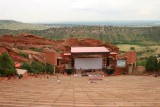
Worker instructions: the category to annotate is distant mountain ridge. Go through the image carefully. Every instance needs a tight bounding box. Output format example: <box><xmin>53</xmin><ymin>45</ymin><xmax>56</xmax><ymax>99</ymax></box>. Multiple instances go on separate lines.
<box><xmin>0</xmin><ymin>26</ymin><xmax>160</xmax><ymax>45</ymax></box>
<box><xmin>44</xmin><ymin>20</ymin><xmax>160</xmax><ymax>27</ymax></box>
<box><xmin>1</xmin><ymin>20</ymin><xmax>160</xmax><ymax>30</ymax></box>
<box><xmin>0</xmin><ymin>20</ymin><xmax>160</xmax><ymax>45</ymax></box>
<box><xmin>0</xmin><ymin>20</ymin><xmax>50</xmax><ymax>30</ymax></box>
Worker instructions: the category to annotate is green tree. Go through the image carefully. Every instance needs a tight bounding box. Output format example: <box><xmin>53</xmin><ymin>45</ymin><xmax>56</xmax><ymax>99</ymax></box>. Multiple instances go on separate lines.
<box><xmin>46</xmin><ymin>63</ymin><xmax>54</xmax><ymax>74</ymax></box>
<box><xmin>145</xmin><ymin>56</ymin><xmax>157</xmax><ymax>72</ymax></box>
<box><xmin>0</xmin><ymin>52</ymin><xmax>16</xmax><ymax>76</ymax></box>
<box><xmin>20</xmin><ymin>62</ymin><xmax>31</xmax><ymax>73</ymax></box>
<box><xmin>31</xmin><ymin>61</ymin><xmax>45</xmax><ymax>74</ymax></box>
<box><xmin>20</xmin><ymin>61</ymin><xmax>55</xmax><ymax>74</ymax></box>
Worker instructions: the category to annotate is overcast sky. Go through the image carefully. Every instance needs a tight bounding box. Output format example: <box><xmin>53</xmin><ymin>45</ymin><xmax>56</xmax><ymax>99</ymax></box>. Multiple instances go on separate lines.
<box><xmin>0</xmin><ymin>0</ymin><xmax>160</xmax><ymax>23</ymax></box>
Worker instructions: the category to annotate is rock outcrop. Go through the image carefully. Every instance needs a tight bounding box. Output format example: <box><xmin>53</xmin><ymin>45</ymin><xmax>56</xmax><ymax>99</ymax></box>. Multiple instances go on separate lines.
<box><xmin>0</xmin><ymin>33</ymin><xmax>119</xmax><ymax>63</ymax></box>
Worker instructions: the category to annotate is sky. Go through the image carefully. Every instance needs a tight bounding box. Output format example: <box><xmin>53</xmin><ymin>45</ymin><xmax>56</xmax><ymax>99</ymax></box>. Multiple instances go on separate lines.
<box><xmin>0</xmin><ymin>0</ymin><xmax>160</xmax><ymax>23</ymax></box>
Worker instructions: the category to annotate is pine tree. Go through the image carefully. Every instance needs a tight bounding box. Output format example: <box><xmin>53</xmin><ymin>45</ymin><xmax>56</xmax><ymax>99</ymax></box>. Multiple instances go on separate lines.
<box><xmin>0</xmin><ymin>52</ymin><xmax>16</xmax><ymax>76</ymax></box>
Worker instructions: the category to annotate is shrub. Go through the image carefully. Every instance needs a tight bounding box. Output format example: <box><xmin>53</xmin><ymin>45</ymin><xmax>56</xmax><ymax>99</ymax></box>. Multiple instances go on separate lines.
<box><xmin>137</xmin><ymin>51</ymin><xmax>144</xmax><ymax>56</ymax></box>
<box><xmin>130</xmin><ymin>47</ymin><xmax>135</xmax><ymax>50</ymax></box>
<box><xmin>157</xmin><ymin>62</ymin><xmax>160</xmax><ymax>72</ymax></box>
<box><xmin>136</xmin><ymin>59</ymin><xmax>146</xmax><ymax>66</ymax></box>
<box><xmin>29</xmin><ymin>47</ymin><xmax>43</xmax><ymax>52</ymax></box>
<box><xmin>0</xmin><ymin>52</ymin><xmax>16</xmax><ymax>76</ymax></box>
<box><xmin>18</xmin><ymin>52</ymin><xmax>28</xmax><ymax>58</ymax></box>
<box><xmin>66</xmin><ymin>69</ymin><xmax>72</xmax><ymax>75</ymax></box>
<box><xmin>31</xmin><ymin>61</ymin><xmax>45</xmax><ymax>74</ymax></box>
<box><xmin>20</xmin><ymin>61</ymin><xmax>55</xmax><ymax>74</ymax></box>
<box><xmin>46</xmin><ymin>63</ymin><xmax>54</xmax><ymax>74</ymax></box>
<box><xmin>145</xmin><ymin>56</ymin><xmax>157</xmax><ymax>72</ymax></box>
<box><xmin>20</xmin><ymin>62</ymin><xmax>31</xmax><ymax>73</ymax></box>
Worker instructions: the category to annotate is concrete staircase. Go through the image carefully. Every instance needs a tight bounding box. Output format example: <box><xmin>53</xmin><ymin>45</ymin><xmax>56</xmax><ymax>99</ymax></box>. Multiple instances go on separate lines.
<box><xmin>0</xmin><ymin>75</ymin><xmax>160</xmax><ymax>107</ymax></box>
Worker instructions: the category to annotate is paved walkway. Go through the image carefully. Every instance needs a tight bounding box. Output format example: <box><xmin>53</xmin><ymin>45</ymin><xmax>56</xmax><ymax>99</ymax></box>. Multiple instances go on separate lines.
<box><xmin>0</xmin><ymin>75</ymin><xmax>160</xmax><ymax>107</ymax></box>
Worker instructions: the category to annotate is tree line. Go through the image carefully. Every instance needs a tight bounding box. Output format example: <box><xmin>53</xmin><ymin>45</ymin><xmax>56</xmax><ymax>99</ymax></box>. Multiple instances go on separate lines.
<box><xmin>0</xmin><ymin>52</ymin><xmax>54</xmax><ymax>77</ymax></box>
<box><xmin>0</xmin><ymin>26</ymin><xmax>160</xmax><ymax>44</ymax></box>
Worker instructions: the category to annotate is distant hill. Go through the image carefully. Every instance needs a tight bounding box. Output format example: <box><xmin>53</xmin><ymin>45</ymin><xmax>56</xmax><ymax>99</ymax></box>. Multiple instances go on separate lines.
<box><xmin>38</xmin><ymin>26</ymin><xmax>160</xmax><ymax>45</ymax></box>
<box><xmin>46</xmin><ymin>20</ymin><xmax>160</xmax><ymax>27</ymax></box>
<box><xmin>0</xmin><ymin>20</ymin><xmax>51</xmax><ymax>30</ymax></box>
<box><xmin>0</xmin><ymin>25</ymin><xmax>160</xmax><ymax>45</ymax></box>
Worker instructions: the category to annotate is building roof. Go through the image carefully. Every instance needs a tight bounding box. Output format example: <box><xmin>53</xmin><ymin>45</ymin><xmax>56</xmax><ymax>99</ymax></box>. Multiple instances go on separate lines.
<box><xmin>71</xmin><ymin>47</ymin><xmax>110</xmax><ymax>54</ymax></box>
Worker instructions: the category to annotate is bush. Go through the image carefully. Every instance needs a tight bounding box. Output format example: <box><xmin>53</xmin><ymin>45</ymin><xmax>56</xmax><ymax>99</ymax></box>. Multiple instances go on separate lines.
<box><xmin>0</xmin><ymin>52</ymin><xmax>16</xmax><ymax>76</ymax></box>
<box><xmin>157</xmin><ymin>62</ymin><xmax>160</xmax><ymax>72</ymax></box>
<box><xmin>20</xmin><ymin>62</ymin><xmax>31</xmax><ymax>73</ymax></box>
<box><xmin>46</xmin><ymin>63</ymin><xmax>54</xmax><ymax>74</ymax></box>
<box><xmin>18</xmin><ymin>52</ymin><xmax>28</xmax><ymax>58</ymax></box>
<box><xmin>136</xmin><ymin>59</ymin><xmax>146</xmax><ymax>66</ymax></box>
<box><xmin>130</xmin><ymin>47</ymin><xmax>135</xmax><ymax>50</ymax></box>
<box><xmin>29</xmin><ymin>47</ymin><xmax>43</xmax><ymax>52</ymax></box>
<box><xmin>20</xmin><ymin>61</ymin><xmax>55</xmax><ymax>74</ymax></box>
<box><xmin>66</xmin><ymin>69</ymin><xmax>72</xmax><ymax>75</ymax></box>
<box><xmin>145</xmin><ymin>56</ymin><xmax>157</xmax><ymax>72</ymax></box>
<box><xmin>31</xmin><ymin>61</ymin><xmax>45</xmax><ymax>74</ymax></box>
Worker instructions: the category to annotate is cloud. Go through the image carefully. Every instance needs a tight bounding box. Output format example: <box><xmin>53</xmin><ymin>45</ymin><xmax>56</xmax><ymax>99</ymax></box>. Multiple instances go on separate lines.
<box><xmin>0</xmin><ymin>0</ymin><xmax>160</xmax><ymax>22</ymax></box>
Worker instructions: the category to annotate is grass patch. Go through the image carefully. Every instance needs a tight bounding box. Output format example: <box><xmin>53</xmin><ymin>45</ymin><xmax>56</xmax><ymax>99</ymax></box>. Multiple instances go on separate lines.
<box><xmin>117</xmin><ymin>44</ymin><xmax>160</xmax><ymax>58</ymax></box>
<box><xmin>136</xmin><ymin>59</ymin><xmax>146</xmax><ymax>66</ymax></box>
<box><xmin>18</xmin><ymin>52</ymin><xmax>28</xmax><ymax>58</ymax></box>
<box><xmin>29</xmin><ymin>47</ymin><xmax>43</xmax><ymax>52</ymax></box>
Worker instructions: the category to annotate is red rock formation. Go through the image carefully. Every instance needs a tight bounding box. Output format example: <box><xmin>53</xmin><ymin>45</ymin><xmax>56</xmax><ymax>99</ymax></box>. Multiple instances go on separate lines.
<box><xmin>0</xmin><ymin>47</ymin><xmax>7</xmax><ymax>55</ymax></box>
<box><xmin>8</xmin><ymin>51</ymin><xmax>28</xmax><ymax>62</ymax></box>
<box><xmin>0</xmin><ymin>43</ymin><xmax>28</xmax><ymax>62</ymax></box>
<box><xmin>0</xmin><ymin>33</ymin><xmax>119</xmax><ymax>63</ymax></box>
<box><xmin>0</xmin><ymin>33</ymin><xmax>58</xmax><ymax>46</ymax></box>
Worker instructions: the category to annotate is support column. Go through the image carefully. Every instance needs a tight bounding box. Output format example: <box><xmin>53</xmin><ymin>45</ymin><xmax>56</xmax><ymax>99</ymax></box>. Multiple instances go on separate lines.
<box><xmin>128</xmin><ymin>64</ymin><xmax>133</xmax><ymax>74</ymax></box>
<box><xmin>71</xmin><ymin>57</ymin><xmax>74</xmax><ymax>68</ymax></box>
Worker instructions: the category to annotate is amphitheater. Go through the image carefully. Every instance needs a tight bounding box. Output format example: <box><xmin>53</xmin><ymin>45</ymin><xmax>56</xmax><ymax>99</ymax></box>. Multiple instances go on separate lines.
<box><xmin>0</xmin><ymin>75</ymin><xmax>160</xmax><ymax>107</ymax></box>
